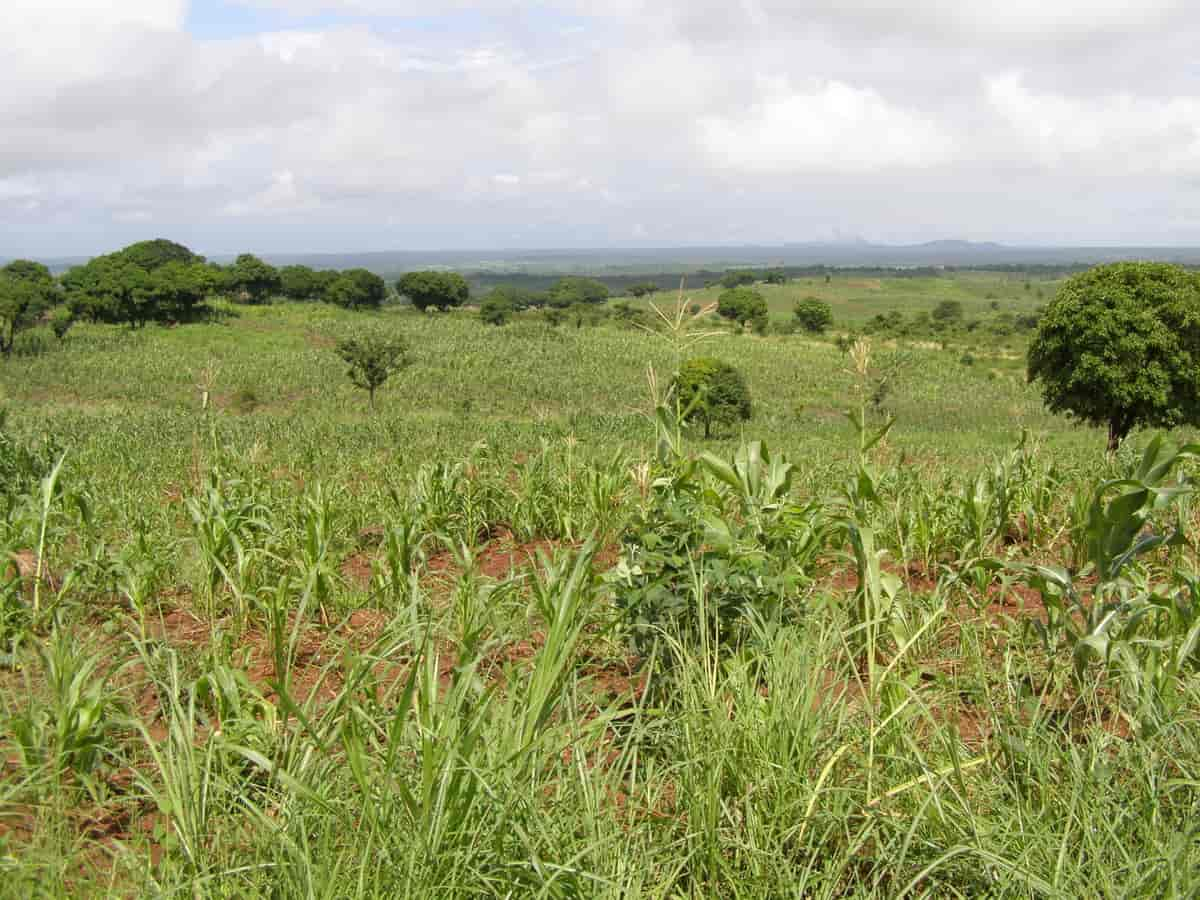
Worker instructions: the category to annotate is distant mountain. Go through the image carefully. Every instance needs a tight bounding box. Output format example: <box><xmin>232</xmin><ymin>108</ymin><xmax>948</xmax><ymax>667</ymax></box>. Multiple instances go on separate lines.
<box><xmin>9</xmin><ymin>240</ymin><xmax>1200</xmax><ymax>277</ymax></box>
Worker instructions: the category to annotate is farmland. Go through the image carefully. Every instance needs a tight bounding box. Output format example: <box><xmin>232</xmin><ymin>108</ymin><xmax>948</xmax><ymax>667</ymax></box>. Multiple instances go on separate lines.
<box><xmin>2</xmin><ymin>273</ymin><xmax>1200</xmax><ymax>897</ymax></box>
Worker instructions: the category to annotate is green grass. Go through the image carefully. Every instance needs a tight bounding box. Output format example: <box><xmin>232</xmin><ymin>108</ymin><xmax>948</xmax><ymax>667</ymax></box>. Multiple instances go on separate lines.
<box><xmin>2</xmin><ymin>287</ymin><xmax>1199</xmax><ymax>897</ymax></box>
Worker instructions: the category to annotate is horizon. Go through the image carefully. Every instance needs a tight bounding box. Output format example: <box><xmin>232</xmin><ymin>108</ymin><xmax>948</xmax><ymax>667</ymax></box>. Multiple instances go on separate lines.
<box><xmin>5</xmin><ymin>1</ymin><xmax>1200</xmax><ymax>257</ymax></box>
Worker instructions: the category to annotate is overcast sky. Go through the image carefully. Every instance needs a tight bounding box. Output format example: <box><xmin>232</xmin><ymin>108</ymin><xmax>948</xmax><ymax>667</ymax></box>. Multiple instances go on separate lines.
<box><xmin>4</xmin><ymin>0</ymin><xmax>1200</xmax><ymax>257</ymax></box>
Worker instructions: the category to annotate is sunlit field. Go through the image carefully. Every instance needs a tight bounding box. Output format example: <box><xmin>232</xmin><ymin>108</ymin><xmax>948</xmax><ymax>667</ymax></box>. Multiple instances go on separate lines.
<box><xmin>2</xmin><ymin>285</ymin><xmax>1199</xmax><ymax>897</ymax></box>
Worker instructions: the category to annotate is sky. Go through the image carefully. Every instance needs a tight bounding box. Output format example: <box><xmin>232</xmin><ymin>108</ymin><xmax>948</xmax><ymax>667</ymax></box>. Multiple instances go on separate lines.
<box><xmin>3</xmin><ymin>0</ymin><xmax>1200</xmax><ymax>257</ymax></box>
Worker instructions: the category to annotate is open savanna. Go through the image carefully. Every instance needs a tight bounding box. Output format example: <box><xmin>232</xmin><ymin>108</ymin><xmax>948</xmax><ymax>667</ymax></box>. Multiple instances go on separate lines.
<box><xmin>2</xmin><ymin>293</ymin><xmax>1199</xmax><ymax>897</ymax></box>
<box><xmin>632</xmin><ymin>269</ymin><xmax>1061</xmax><ymax>328</ymax></box>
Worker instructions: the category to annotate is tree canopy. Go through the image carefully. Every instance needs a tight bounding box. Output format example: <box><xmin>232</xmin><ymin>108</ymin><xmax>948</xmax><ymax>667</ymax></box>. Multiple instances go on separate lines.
<box><xmin>793</xmin><ymin>297</ymin><xmax>834</xmax><ymax>334</ymax></box>
<box><xmin>326</xmin><ymin>269</ymin><xmax>387</xmax><ymax>310</ymax></box>
<box><xmin>397</xmin><ymin>271</ymin><xmax>470</xmax><ymax>311</ymax></box>
<box><xmin>671</xmin><ymin>357</ymin><xmax>752</xmax><ymax>438</ymax></box>
<box><xmin>547</xmin><ymin>277</ymin><xmax>609</xmax><ymax>308</ymax></box>
<box><xmin>1027</xmin><ymin>262</ymin><xmax>1200</xmax><ymax>451</ymax></box>
<box><xmin>279</xmin><ymin>265</ymin><xmax>334</xmax><ymax>301</ymax></box>
<box><xmin>336</xmin><ymin>330</ymin><xmax>410</xmax><ymax>409</ymax></box>
<box><xmin>0</xmin><ymin>271</ymin><xmax>52</xmax><ymax>356</ymax></box>
<box><xmin>226</xmin><ymin>254</ymin><xmax>281</xmax><ymax>304</ymax></box>
<box><xmin>114</xmin><ymin>238</ymin><xmax>203</xmax><ymax>271</ymax></box>
<box><xmin>717</xmin><ymin>287</ymin><xmax>767</xmax><ymax>327</ymax></box>
<box><xmin>720</xmin><ymin>270</ymin><xmax>757</xmax><ymax>289</ymax></box>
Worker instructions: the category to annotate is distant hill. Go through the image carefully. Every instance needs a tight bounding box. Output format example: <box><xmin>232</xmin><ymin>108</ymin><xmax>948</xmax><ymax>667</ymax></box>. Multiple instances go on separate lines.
<box><xmin>8</xmin><ymin>240</ymin><xmax>1200</xmax><ymax>277</ymax></box>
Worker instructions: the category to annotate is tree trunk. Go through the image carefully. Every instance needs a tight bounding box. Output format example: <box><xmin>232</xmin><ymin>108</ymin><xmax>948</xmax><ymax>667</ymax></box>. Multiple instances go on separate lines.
<box><xmin>1107</xmin><ymin>420</ymin><xmax>1128</xmax><ymax>454</ymax></box>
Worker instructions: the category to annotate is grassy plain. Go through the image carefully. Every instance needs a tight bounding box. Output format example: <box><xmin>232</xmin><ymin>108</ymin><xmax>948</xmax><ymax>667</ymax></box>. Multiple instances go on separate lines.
<box><xmin>2</xmin><ymin>277</ymin><xmax>1199</xmax><ymax>897</ymax></box>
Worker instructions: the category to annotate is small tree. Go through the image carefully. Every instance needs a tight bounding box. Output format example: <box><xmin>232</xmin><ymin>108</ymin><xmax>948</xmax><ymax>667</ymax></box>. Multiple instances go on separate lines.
<box><xmin>793</xmin><ymin>297</ymin><xmax>834</xmax><ymax>333</ymax></box>
<box><xmin>479</xmin><ymin>293</ymin><xmax>514</xmax><ymax>325</ymax></box>
<box><xmin>227</xmin><ymin>254</ymin><xmax>281</xmax><ymax>304</ymax></box>
<box><xmin>717</xmin><ymin>287</ymin><xmax>767</xmax><ymax>328</ymax></box>
<box><xmin>547</xmin><ymin>276</ymin><xmax>609</xmax><ymax>308</ymax></box>
<box><xmin>0</xmin><ymin>276</ymin><xmax>47</xmax><ymax>357</ymax></box>
<box><xmin>764</xmin><ymin>270</ymin><xmax>789</xmax><ymax>285</ymax></box>
<box><xmin>1028</xmin><ymin>262</ymin><xmax>1200</xmax><ymax>452</ymax></box>
<box><xmin>336</xmin><ymin>331</ymin><xmax>410</xmax><ymax>410</ymax></box>
<box><xmin>326</xmin><ymin>269</ymin><xmax>387</xmax><ymax>310</ymax></box>
<box><xmin>396</xmin><ymin>271</ymin><xmax>470</xmax><ymax>311</ymax></box>
<box><xmin>671</xmin><ymin>357</ymin><xmax>752</xmax><ymax>437</ymax></box>
<box><xmin>626</xmin><ymin>281</ymin><xmax>658</xmax><ymax>299</ymax></box>
<box><xmin>931</xmin><ymin>299</ymin><xmax>964</xmax><ymax>325</ymax></box>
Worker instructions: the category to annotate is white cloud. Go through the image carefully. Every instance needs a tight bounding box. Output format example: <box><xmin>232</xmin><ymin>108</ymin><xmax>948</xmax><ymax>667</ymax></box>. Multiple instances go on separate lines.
<box><xmin>699</xmin><ymin>81</ymin><xmax>958</xmax><ymax>174</ymax></box>
<box><xmin>987</xmin><ymin>73</ymin><xmax>1200</xmax><ymax>175</ymax></box>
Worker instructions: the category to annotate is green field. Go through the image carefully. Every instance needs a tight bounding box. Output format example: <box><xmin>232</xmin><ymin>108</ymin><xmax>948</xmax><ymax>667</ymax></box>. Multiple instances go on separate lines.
<box><xmin>2</xmin><ymin>285</ymin><xmax>1199</xmax><ymax>896</ymax></box>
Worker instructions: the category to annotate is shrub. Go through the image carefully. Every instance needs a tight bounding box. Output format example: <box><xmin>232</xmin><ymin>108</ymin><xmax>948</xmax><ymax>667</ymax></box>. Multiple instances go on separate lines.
<box><xmin>793</xmin><ymin>297</ymin><xmax>833</xmax><ymax>334</ymax></box>
<box><xmin>336</xmin><ymin>330</ymin><xmax>411</xmax><ymax>410</ymax></box>
<box><xmin>717</xmin><ymin>287</ymin><xmax>767</xmax><ymax>328</ymax></box>
<box><xmin>931</xmin><ymin>299</ymin><xmax>964</xmax><ymax>324</ymax></box>
<box><xmin>479</xmin><ymin>293</ymin><xmax>514</xmax><ymax>326</ymax></box>
<box><xmin>671</xmin><ymin>357</ymin><xmax>752</xmax><ymax>437</ymax></box>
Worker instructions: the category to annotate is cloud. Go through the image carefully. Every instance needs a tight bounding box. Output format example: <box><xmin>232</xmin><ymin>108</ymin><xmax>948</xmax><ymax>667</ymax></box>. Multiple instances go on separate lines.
<box><xmin>987</xmin><ymin>73</ymin><xmax>1200</xmax><ymax>175</ymax></box>
<box><xmin>3</xmin><ymin>0</ymin><xmax>1200</xmax><ymax>254</ymax></box>
<box><xmin>699</xmin><ymin>80</ymin><xmax>958</xmax><ymax>174</ymax></box>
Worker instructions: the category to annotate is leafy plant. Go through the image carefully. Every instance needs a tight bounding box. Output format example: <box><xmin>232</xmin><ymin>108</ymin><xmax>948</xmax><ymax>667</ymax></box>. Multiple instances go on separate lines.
<box><xmin>336</xmin><ymin>329</ymin><xmax>411</xmax><ymax>410</ymax></box>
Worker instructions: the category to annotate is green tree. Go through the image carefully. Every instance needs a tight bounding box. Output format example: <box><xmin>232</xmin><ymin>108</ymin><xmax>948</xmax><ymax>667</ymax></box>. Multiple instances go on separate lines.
<box><xmin>61</xmin><ymin>256</ymin><xmax>154</xmax><ymax>326</ymax></box>
<box><xmin>336</xmin><ymin>330</ymin><xmax>411</xmax><ymax>410</ymax></box>
<box><xmin>280</xmin><ymin>265</ymin><xmax>328</xmax><ymax>301</ymax></box>
<box><xmin>226</xmin><ymin>254</ymin><xmax>281</xmax><ymax>304</ymax></box>
<box><xmin>764</xmin><ymin>270</ymin><xmax>789</xmax><ymax>285</ymax></box>
<box><xmin>720</xmin><ymin>270</ymin><xmax>757</xmax><ymax>289</ymax></box>
<box><xmin>547</xmin><ymin>276</ymin><xmax>609</xmax><ymax>308</ymax></box>
<box><xmin>671</xmin><ymin>357</ymin><xmax>752</xmax><ymax>438</ymax></box>
<box><xmin>397</xmin><ymin>271</ymin><xmax>470</xmax><ymax>311</ymax></box>
<box><xmin>626</xmin><ymin>281</ymin><xmax>658</xmax><ymax>298</ymax></box>
<box><xmin>326</xmin><ymin>269</ymin><xmax>387</xmax><ymax>310</ymax></box>
<box><xmin>479</xmin><ymin>293</ymin><xmax>515</xmax><ymax>325</ymax></box>
<box><xmin>717</xmin><ymin>287</ymin><xmax>767</xmax><ymax>328</ymax></box>
<box><xmin>115</xmin><ymin>238</ymin><xmax>202</xmax><ymax>270</ymax></box>
<box><xmin>0</xmin><ymin>275</ymin><xmax>49</xmax><ymax>357</ymax></box>
<box><xmin>1028</xmin><ymin>262</ymin><xmax>1200</xmax><ymax>452</ymax></box>
<box><xmin>931</xmin><ymin>299</ymin><xmax>964</xmax><ymax>324</ymax></box>
<box><xmin>150</xmin><ymin>261</ymin><xmax>216</xmax><ymax>321</ymax></box>
<box><xmin>793</xmin><ymin>297</ymin><xmax>833</xmax><ymax>334</ymax></box>
<box><xmin>48</xmin><ymin>306</ymin><xmax>74</xmax><ymax>342</ymax></box>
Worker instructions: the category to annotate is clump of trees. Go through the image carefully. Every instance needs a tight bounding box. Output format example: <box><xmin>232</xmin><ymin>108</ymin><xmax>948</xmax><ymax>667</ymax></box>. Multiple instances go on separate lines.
<box><xmin>720</xmin><ymin>270</ymin><xmax>757</xmax><ymax>289</ymax></box>
<box><xmin>1028</xmin><ymin>262</ymin><xmax>1200</xmax><ymax>451</ymax></box>
<box><xmin>626</xmin><ymin>281</ymin><xmax>658</xmax><ymax>299</ymax></box>
<box><xmin>793</xmin><ymin>297</ymin><xmax>833</xmax><ymax>334</ymax></box>
<box><xmin>336</xmin><ymin>329</ymin><xmax>410</xmax><ymax>410</ymax></box>
<box><xmin>327</xmin><ymin>269</ymin><xmax>387</xmax><ymax>310</ymax></box>
<box><xmin>672</xmin><ymin>357</ymin><xmax>752</xmax><ymax>437</ymax></box>
<box><xmin>0</xmin><ymin>260</ymin><xmax>59</xmax><ymax>357</ymax></box>
<box><xmin>717</xmin><ymin>287</ymin><xmax>768</xmax><ymax>330</ymax></box>
<box><xmin>547</xmin><ymin>277</ymin><xmax>609</xmax><ymax>308</ymax></box>
<box><xmin>397</xmin><ymin>271</ymin><xmax>470</xmax><ymax>311</ymax></box>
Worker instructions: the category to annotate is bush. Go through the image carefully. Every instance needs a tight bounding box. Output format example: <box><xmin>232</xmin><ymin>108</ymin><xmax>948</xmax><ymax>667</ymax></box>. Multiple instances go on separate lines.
<box><xmin>671</xmin><ymin>357</ymin><xmax>752</xmax><ymax>437</ymax></box>
<box><xmin>336</xmin><ymin>330</ymin><xmax>411</xmax><ymax>410</ymax></box>
<box><xmin>717</xmin><ymin>288</ymin><xmax>767</xmax><ymax>328</ymax></box>
<box><xmin>793</xmin><ymin>297</ymin><xmax>833</xmax><ymax>334</ymax></box>
<box><xmin>931</xmin><ymin>300</ymin><xmax>964</xmax><ymax>324</ymax></box>
<box><xmin>479</xmin><ymin>293</ymin><xmax>514</xmax><ymax>326</ymax></box>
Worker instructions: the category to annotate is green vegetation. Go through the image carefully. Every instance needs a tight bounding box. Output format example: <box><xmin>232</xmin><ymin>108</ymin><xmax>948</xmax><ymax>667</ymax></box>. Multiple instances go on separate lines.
<box><xmin>2</xmin><ymin>262</ymin><xmax>1200</xmax><ymax>896</ymax></box>
<box><xmin>335</xmin><ymin>328</ymin><xmax>410</xmax><ymax>409</ymax></box>
<box><xmin>716</xmin><ymin>286</ymin><xmax>768</xmax><ymax>329</ymax></box>
<box><xmin>793</xmin><ymin>296</ymin><xmax>834</xmax><ymax>333</ymax></box>
<box><xmin>672</xmin><ymin>356</ymin><xmax>753</xmax><ymax>437</ymax></box>
<box><xmin>1028</xmin><ymin>262</ymin><xmax>1200</xmax><ymax>451</ymax></box>
<box><xmin>397</xmin><ymin>270</ymin><xmax>470</xmax><ymax>311</ymax></box>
